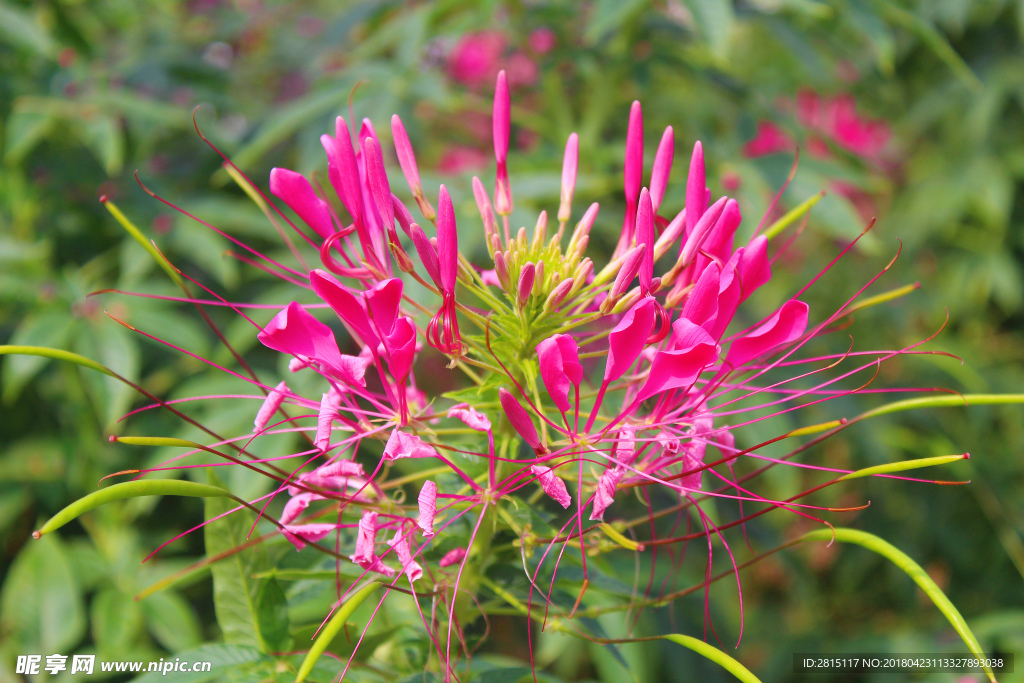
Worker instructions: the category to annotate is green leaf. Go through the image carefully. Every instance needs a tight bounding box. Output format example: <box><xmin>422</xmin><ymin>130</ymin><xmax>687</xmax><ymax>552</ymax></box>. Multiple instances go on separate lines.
<box><xmin>294</xmin><ymin>581</ymin><xmax>382</xmax><ymax>683</ymax></box>
<box><xmin>0</xmin><ymin>1</ymin><xmax>57</xmax><ymax>57</ymax></box>
<box><xmin>129</xmin><ymin>644</ymin><xmax>269</xmax><ymax>683</ymax></box>
<box><xmin>256</xmin><ymin>577</ymin><xmax>292</xmax><ymax>654</ymax></box>
<box><xmin>682</xmin><ymin>0</ymin><xmax>735</xmax><ymax>61</ymax></box>
<box><xmin>0</xmin><ymin>533</ymin><xmax>85</xmax><ymax>652</ymax></box>
<box><xmin>1</xmin><ymin>310</ymin><xmax>76</xmax><ymax>402</ymax></box>
<box><xmin>92</xmin><ymin>588</ymin><xmax>143</xmax><ymax>654</ymax></box>
<box><xmin>3</xmin><ymin>110</ymin><xmax>55</xmax><ymax>164</ymax></box>
<box><xmin>140</xmin><ymin>591</ymin><xmax>203</xmax><ymax>653</ymax></box>
<box><xmin>204</xmin><ymin>471</ymin><xmax>271</xmax><ymax>651</ymax></box>
<box><xmin>584</xmin><ymin>0</ymin><xmax>649</xmax><ymax>45</ymax></box>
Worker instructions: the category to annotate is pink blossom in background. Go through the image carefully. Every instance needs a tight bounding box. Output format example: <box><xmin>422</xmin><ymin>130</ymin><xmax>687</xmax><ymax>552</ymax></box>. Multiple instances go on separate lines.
<box><xmin>528</xmin><ymin>27</ymin><xmax>556</xmax><ymax>54</ymax></box>
<box><xmin>742</xmin><ymin>121</ymin><xmax>795</xmax><ymax>157</ymax></box>
<box><xmin>447</xmin><ymin>31</ymin><xmax>505</xmax><ymax>87</ymax></box>
<box><xmin>506</xmin><ymin>51</ymin><xmax>538</xmax><ymax>87</ymax></box>
<box><xmin>437</xmin><ymin>145</ymin><xmax>489</xmax><ymax>174</ymax></box>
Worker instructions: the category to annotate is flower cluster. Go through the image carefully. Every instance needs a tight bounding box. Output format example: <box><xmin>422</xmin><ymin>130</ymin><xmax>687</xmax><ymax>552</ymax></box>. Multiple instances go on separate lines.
<box><xmin>105</xmin><ymin>70</ymin><xmax>948</xmax><ymax>680</ymax></box>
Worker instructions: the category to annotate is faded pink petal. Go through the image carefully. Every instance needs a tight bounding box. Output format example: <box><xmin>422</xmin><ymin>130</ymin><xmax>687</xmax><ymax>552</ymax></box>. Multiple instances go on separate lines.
<box><xmin>590</xmin><ymin>466</ymin><xmax>625</xmax><ymax>521</ymax></box>
<box><xmin>388</xmin><ymin>530</ymin><xmax>423</xmax><ymax>582</ymax></box>
<box><xmin>316</xmin><ymin>458</ymin><xmax>367</xmax><ymax>480</ymax></box>
<box><xmin>615</xmin><ymin>425</ymin><xmax>639</xmax><ymax>467</ymax></box>
<box><xmin>384</xmin><ymin>429</ymin><xmax>438</xmax><ymax>461</ymax></box>
<box><xmin>417</xmin><ymin>481</ymin><xmax>437</xmax><ymax>537</ymax></box>
<box><xmin>254</xmin><ymin>380</ymin><xmax>289</xmax><ymax>433</ymax></box>
<box><xmin>650</xmin><ymin>126</ymin><xmax>674</xmax><ymax>214</ymax></box>
<box><xmin>637</xmin><ymin>319</ymin><xmax>720</xmax><ymax>402</ymax></box>
<box><xmin>499</xmin><ymin>387</ymin><xmax>542</xmax><ymax>452</ymax></box>
<box><xmin>439</xmin><ymin>546</ymin><xmax>467</xmax><ymax>567</ymax></box>
<box><xmin>258</xmin><ymin>302</ymin><xmax>348</xmax><ymax>378</ymax></box>
<box><xmin>269</xmin><ymin>167</ymin><xmax>335</xmax><ymax>239</ymax></box>
<box><xmin>537</xmin><ymin>333</ymin><xmax>583</xmax><ymax>413</ymax></box>
<box><xmin>726</xmin><ymin>299</ymin><xmax>809</xmax><ymax>369</ymax></box>
<box><xmin>350</xmin><ymin>510</ymin><xmax>394</xmax><ymax>577</ymax></box>
<box><xmin>685</xmin><ymin>141</ymin><xmax>707</xmax><ymax>236</ymax></box>
<box><xmin>604</xmin><ymin>296</ymin><xmax>656</xmax><ymax>383</ymax></box>
<box><xmin>282</xmin><ymin>523</ymin><xmax>336</xmax><ymax>551</ymax></box>
<box><xmin>315</xmin><ymin>392</ymin><xmax>335</xmax><ymax>450</ymax></box>
<box><xmin>506</xmin><ymin>52</ymin><xmax>538</xmax><ymax>87</ymax></box>
<box><xmin>530</xmin><ymin>464</ymin><xmax>571</xmax><ymax>509</ymax></box>
<box><xmin>447</xmin><ymin>403</ymin><xmax>491</xmax><ymax>432</ymax></box>
<box><xmin>281</xmin><ymin>492</ymin><xmax>320</xmax><ymax>525</ymax></box>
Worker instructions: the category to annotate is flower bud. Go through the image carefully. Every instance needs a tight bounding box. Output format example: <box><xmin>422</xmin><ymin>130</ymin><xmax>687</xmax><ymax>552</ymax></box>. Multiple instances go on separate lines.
<box><xmin>543</xmin><ymin>277</ymin><xmax>574</xmax><ymax>312</ymax></box>
<box><xmin>558</xmin><ymin>132</ymin><xmax>579</xmax><ymax>223</ymax></box>
<box><xmin>499</xmin><ymin>388</ymin><xmax>544</xmax><ymax>453</ymax></box>
<box><xmin>650</xmin><ymin>126</ymin><xmax>674</xmax><ymax>214</ymax></box>
<box><xmin>567</xmin><ymin>202</ymin><xmax>599</xmax><ymax>254</ymax></box>
<box><xmin>517</xmin><ymin>261</ymin><xmax>536</xmax><ymax>307</ymax></box>
<box><xmin>494</xmin><ymin>71</ymin><xmax>514</xmax><ymax>215</ymax></box>
<box><xmin>569</xmin><ymin>259</ymin><xmax>593</xmax><ymax>296</ymax></box>
<box><xmin>609</xmin><ymin>245</ymin><xmax>645</xmax><ymax>301</ymax></box>
<box><xmin>534</xmin><ymin>260</ymin><xmax>545</xmax><ymax>291</ymax></box>
<box><xmin>391</xmin><ymin>114</ymin><xmax>436</xmax><ymax>221</ymax></box>
<box><xmin>654</xmin><ymin>207</ymin><xmax>687</xmax><ymax>261</ymax></box>
<box><xmin>532</xmin><ymin>210</ymin><xmax>548</xmax><ymax>251</ymax></box>
<box><xmin>679</xmin><ymin>196</ymin><xmax>727</xmax><ymax>265</ymax></box>
<box><xmin>686</xmin><ymin>140</ymin><xmax>707</xmax><ymax>235</ymax></box>
<box><xmin>494</xmin><ymin>250</ymin><xmax>511</xmax><ymax>289</ymax></box>
<box><xmin>473</xmin><ymin>175</ymin><xmax>499</xmax><ymax>255</ymax></box>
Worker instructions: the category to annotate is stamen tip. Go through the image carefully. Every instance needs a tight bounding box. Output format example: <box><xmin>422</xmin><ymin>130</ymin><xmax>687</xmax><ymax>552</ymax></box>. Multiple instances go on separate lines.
<box><xmin>31</xmin><ymin>530</ymin><xmax>42</xmax><ymax>539</ymax></box>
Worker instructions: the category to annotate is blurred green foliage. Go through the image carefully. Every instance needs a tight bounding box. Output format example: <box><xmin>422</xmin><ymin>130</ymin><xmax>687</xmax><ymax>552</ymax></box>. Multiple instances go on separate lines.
<box><xmin>1</xmin><ymin>0</ymin><xmax>1022</xmax><ymax>681</ymax></box>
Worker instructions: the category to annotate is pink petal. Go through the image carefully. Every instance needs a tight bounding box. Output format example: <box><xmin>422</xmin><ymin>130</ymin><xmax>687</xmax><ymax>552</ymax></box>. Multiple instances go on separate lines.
<box><xmin>650</xmin><ymin>126</ymin><xmax>674</xmax><ymax>214</ymax></box>
<box><xmin>321</xmin><ymin>117</ymin><xmax>363</xmax><ymax>222</ymax></box>
<box><xmin>615</xmin><ymin>425</ymin><xmax>639</xmax><ymax>467</ymax></box>
<box><xmin>682</xmin><ymin>262</ymin><xmax>722</xmax><ymax>333</ymax></box>
<box><xmin>315</xmin><ymin>392</ymin><xmax>335</xmax><ymax>450</ymax></box>
<box><xmin>269</xmin><ymin>168</ymin><xmax>335</xmax><ymax>239</ymax></box>
<box><xmin>726</xmin><ymin>299</ymin><xmax>809</xmax><ymax>369</ymax></box>
<box><xmin>316</xmin><ymin>458</ymin><xmax>367</xmax><ymax>480</ymax></box>
<box><xmin>254</xmin><ymin>380</ymin><xmax>289</xmax><ymax>433</ymax></box>
<box><xmin>636</xmin><ymin>188</ymin><xmax>655</xmax><ymax>291</ymax></box>
<box><xmin>437</xmin><ymin>185</ymin><xmax>458</xmax><ymax>293</ymax></box>
<box><xmin>472</xmin><ymin>175</ymin><xmax>499</xmax><ymax>249</ymax></box>
<box><xmin>439</xmin><ymin>547</ymin><xmax>467</xmax><ymax>567</ymax></box>
<box><xmin>388</xmin><ymin>530</ymin><xmax>423</xmax><ymax>582</ymax></box>
<box><xmin>604</xmin><ymin>296</ymin><xmax>656</xmax><ymax>383</ymax></box>
<box><xmin>624</xmin><ymin>100</ymin><xmax>643</xmax><ymax>208</ymax></box>
<box><xmin>685</xmin><ymin>141</ymin><xmax>707</xmax><ymax>236</ymax></box>
<box><xmin>417</xmin><ymin>481</ymin><xmax>437</xmax><ymax>537</ymax></box>
<box><xmin>530</xmin><ymin>464</ymin><xmax>571</xmax><ymax>509</ymax></box>
<box><xmin>362</xmin><ymin>136</ymin><xmax>395</xmax><ymax>233</ymax></box>
<box><xmin>517</xmin><ymin>261</ymin><xmax>535</xmax><ymax>305</ymax></box>
<box><xmin>737</xmin><ymin>235</ymin><xmax>771</xmax><ymax>299</ymax></box>
<box><xmin>384</xmin><ymin>316</ymin><xmax>417</xmax><ymax>382</ymax></box>
<box><xmin>410</xmin><ymin>223</ymin><xmax>442</xmax><ymax>288</ymax></box>
<box><xmin>499</xmin><ymin>388</ymin><xmax>541</xmax><ymax>452</ymax></box>
<box><xmin>309</xmin><ymin>269</ymin><xmax>378</xmax><ymax>347</ymax></box>
<box><xmin>258</xmin><ymin>302</ymin><xmax>347</xmax><ymax>376</ymax></box>
<box><xmin>679</xmin><ymin>196</ymin><xmax>727</xmax><ymax>264</ymax></box>
<box><xmin>281</xmin><ymin>492</ymin><xmax>320</xmax><ymax>525</ymax></box>
<box><xmin>636</xmin><ymin>318</ymin><xmax>720</xmax><ymax>402</ymax></box>
<box><xmin>364</xmin><ymin>278</ymin><xmax>403</xmax><ymax>337</ymax></box>
<box><xmin>493</xmin><ymin>70</ymin><xmax>510</xmax><ymax>165</ymax></box>
<box><xmin>350</xmin><ymin>510</ymin><xmax>379</xmax><ymax>566</ymax></box>
<box><xmin>536</xmin><ymin>333</ymin><xmax>582</xmax><ymax>414</ymax></box>
<box><xmin>283</xmin><ymin>523</ymin><xmax>336</xmax><ymax>550</ymax></box>
<box><xmin>610</xmin><ymin>245</ymin><xmax>645</xmax><ymax>300</ymax></box>
<box><xmin>589</xmin><ymin>466</ymin><xmax>625</xmax><ymax>521</ymax></box>
<box><xmin>384</xmin><ymin>429</ymin><xmax>438</xmax><ymax>461</ymax></box>
<box><xmin>447</xmin><ymin>403</ymin><xmax>491</xmax><ymax>432</ymax></box>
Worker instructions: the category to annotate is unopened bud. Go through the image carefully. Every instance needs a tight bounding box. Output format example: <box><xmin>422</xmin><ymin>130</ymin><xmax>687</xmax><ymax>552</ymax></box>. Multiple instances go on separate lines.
<box><xmin>612</xmin><ymin>286</ymin><xmax>643</xmax><ymax>314</ymax></box>
<box><xmin>532</xmin><ymin>210</ymin><xmax>548</xmax><ymax>251</ymax></box>
<box><xmin>567</xmin><ymin>202</ymin><xmax>599</xmax><ymax>254</ymax></box>
<box><xmin>570</xmin><ymin>259</ymin><xmax>593</xmax><ymax>295</ymax></box>
<box><xmin>679</xmin><ymin>196</ymin><xmax>727</xmax><ymax>265</ymax></box>
<box><xmin>534</xmin><ymin>260</ymin><xmax>545</xmax><ymax>291</ymax></box>
<box><xmin>609</xmin><ymin>245</ymin><xmax>645</xmax><ymax>301</ymax></box>
<box><xmin>570</xmin><ymin>235</ymin><xmax>589</xmax><ymax>260</ymax></box>
<box><xmin>544</xmin><ymin>277</ymin><xmax>574</xmax><ymax>312</ymax></box>
<box><xmin>665</xmin><ymin>281</ymin><xmax>693</xmax><ymax>309</ymax></box>
<box><xmin>389</xmin><ymin>238</ymin><xmax>415</xmax><ymax>273</ymax></box>
<box><xmin>473</xmin><ymin>176</ymin><xmax>499</xmax><ymax>255</ymax></box>
<box><xmin>517</xmin><ymin>262</ymin><xmax>536</xmax><ymax>307</ymax></box>
<box><xmin>654</xmin><ymin>207</ymin><xmax>687</xmax><ymax>261</ymax></box>
<box><xmin>499</xmin><ymin>388</ymin><xmax>544</xmax><ymax>453</ymax></box>
<box><xmin>558</xmin><ymin>132</ymin><xmax>579</xmax><ymax>224</ymax></box>
<box><xmin>494</xmin><ymin>250</ymin><xmax>511</xmax><ymax>289</ymax></box>
<box><xmin>516</xmin><ymin>227</ymin><xmax>528</xmax><ymax>249</ymax></box>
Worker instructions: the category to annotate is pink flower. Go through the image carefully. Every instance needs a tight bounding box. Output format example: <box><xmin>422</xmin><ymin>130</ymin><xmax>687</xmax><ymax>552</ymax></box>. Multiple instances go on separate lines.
<box><xmin>350</xmin><ymin>511</ymin><xmax>395</xmax><ymax>577</ymax></box>
<box><xmin>447</xmin><ymin>31</ymin><xmax>505</xmax><ymax>87</ymax></box>
<box><xmin>528</xmin><ymin>27</ymin><xmax>556</xmax><ymax>54</ymax></box>
<box><xmin>437</xmin><ymin>146</ymin><xmax>489</xmax><ymax>174</ymax></box>
<box><xmin>742</xmin><ymin>121</ymin><xmax>795</xmax><ymax>157</ymax></box>
<box><xmin>536</xmin><ymin>334</ymin><xmax>583</xmax><ymax>414</ymax></box>
<box><xmin>388</xmin><ymin>529</ymin><xmax>423</xmax><ymax>582</ymax></box>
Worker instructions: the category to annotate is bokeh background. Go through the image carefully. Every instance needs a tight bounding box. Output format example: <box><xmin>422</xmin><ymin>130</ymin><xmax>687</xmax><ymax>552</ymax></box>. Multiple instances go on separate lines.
<box><xmin>1</xmin><ymin>1</ymin><xmax>1022</xmax><ymax>681</ymax></box>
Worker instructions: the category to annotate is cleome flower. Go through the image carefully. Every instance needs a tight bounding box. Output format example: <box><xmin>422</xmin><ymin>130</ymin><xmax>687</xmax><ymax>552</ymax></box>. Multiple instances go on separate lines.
<box><xmin>33</xmin><ymin>69</ymin><xmax>988</xmax><ymax>683</ymax></box>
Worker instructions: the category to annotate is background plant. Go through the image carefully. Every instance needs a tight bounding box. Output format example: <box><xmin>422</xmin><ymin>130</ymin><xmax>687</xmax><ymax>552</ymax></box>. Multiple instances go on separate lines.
<box><xmin>1</xmin><ymin>1</ymin><xmax>1022</xmax><ymax>682</ymax></box>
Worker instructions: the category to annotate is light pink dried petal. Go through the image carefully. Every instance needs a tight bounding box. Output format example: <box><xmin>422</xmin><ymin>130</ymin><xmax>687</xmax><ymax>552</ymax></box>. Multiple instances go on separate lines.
<box><xmin>530</xmin><ymin>464</ymin><xmax>571</xmax><ymax>509</ymax></box>
<box><xmin>439</xmin><ymin>547</ymin><xmax>467</xmax><ymax>567</ymax></box>
<box><xmin>254</xmin><ymin>380</ymin><xmax>289</xmax><ymax>433</ymax></box>
<box><xmin>417</xmin><ymin>481</ymin><xmax>437</xmax><ymax>537</ymax></box>
<box><xmin>590</xmin><ymin>466</ymin><xmax>625</xmax><ymax>521</ymax></box>
<box><xmin>447</xmin><ymin>403</ymin><xmax>492</xmax><ymax>431</ymax></box>
<box><xmin>388</xmin><ymin>530</ymin><xmax>423</xmax><ymax>582</ymax></box>
<box><xmin>384</xmin><ymin>430</ymin><xmax>438</xmax><ymax>461</ymax></box>
<box><xmin>315</xmin><ymin>392</ymin><xmax>335</xmax><ymax>451</ymax></box>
